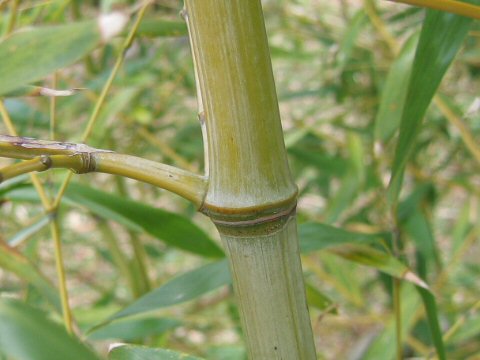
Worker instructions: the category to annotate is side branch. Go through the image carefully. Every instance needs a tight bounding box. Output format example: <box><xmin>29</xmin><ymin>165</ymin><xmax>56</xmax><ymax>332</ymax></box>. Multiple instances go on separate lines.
<box><xmin>0</xmin><ymin>135</ymin><xmax>207</xmax><ymax>207</ymax></box>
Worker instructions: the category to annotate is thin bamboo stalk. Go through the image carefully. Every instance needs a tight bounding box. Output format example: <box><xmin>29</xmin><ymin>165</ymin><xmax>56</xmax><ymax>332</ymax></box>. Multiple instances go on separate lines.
<box><xmin>388</xmin><ymin>0</ymin><xmax>480</xmax><ymax>20</ymax></box>
<box><xmin>184</xmin><ymin>1</ymin><xmax>316</xmax><ymax>358</ymax></box>
<box><xmin>0</xmin><ymin>136</ymin><xmax>207</xmax><ymax>206</ymax></box>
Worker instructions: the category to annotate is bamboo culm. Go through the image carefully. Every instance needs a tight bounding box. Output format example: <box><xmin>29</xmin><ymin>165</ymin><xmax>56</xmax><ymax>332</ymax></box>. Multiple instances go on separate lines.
<box><xmin>184</xmin><ymin>1</ymin><xmax>317</xmax><ymax>358</ymax></box>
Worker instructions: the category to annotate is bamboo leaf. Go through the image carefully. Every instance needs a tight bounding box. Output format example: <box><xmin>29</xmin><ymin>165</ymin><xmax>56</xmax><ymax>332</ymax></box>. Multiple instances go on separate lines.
<box><xmin>417</xmin><ymin>287</ymin><xmax>446</xmax><ymax>360</ymax></box>
<box><xmin>137</xmin><ymin>18</ymin><xmax>188</xmax><ymax>37</ymax></box>
<box><xmin>299</xmin><ymin>222</ymin><xmax>384</xmax><ymax>253</ymax></box>
<box><xmin>305</xmin><ymin>282</ymin><xmax>337</xmax><ymax>313</ymax></box>
<box><xmin>0</xmin><ymin>241</ymin><xmax>60</xmax><ymax>312</ymax></box>
<box><xmin>404</xmin><ymin>208</ymin><xmax>441</xmax><ymax>268</ymax></box>
<box><xmin>0</xmin><ymin>21</ymin><xmax>106</xmax><ymax>96</ymax></box>
<box><xmin>299</xmin><ymin>223</ymin><xmax>426</xmax><ymax>288</ymax></box>
<box><xmin>388</xmin><ymin>7</ymin><xmax>476</xmax><ymax>203</ymax></box>
<box><xmin>336</xmin><ymin>10</ymin><xmax>368</xmax><ymax>71</ymax></box>
<box><xmin>88</xmin><ymin>317</ymin><xmax>181</xmax><ymax>341</ymax></box>
<box><xmin>449</xmin><ymin>313</ymin><xmax>480</xmax><ymax>344</ymax></box>
<box><xmin>0</xmin><ymin>299</ymin><xmax>100</xmax><ymax>360</ymax></box>
<box><xmin>7</xmin><ymin>214</ymin><xmax>51</xmax><ymax>246</ymax></box>
<box><xmin>2</xmin><ymin>183</ymin><xmax>223</xmax><ymax>257</ymax></box>
<box><xmin>329</xmin><ymin>244</ymin><xmax>428</xmax><ymax>289</ymax></box>
<box><xmin>363</xmin><ymin>285</ymin><xmax>421</xmax><ymax>360</ymax></box>
<box><xmin>109</xmin><ymin>344</ymin><xmax>204</xmax><ymax>360</ymax></box>
<box><xmin>93</xmin><ymin>260</ymin><xmax>230</xmax><ymax>328</ymax></box>
<box><xmin>374</xmin><ymin>33</ymin><xmax>419</xmax><ymax>143</ymax></box>
<box><xmin>64</xmin><ymin>183</ymin><xmax>224</xmax><ymax>258</ymax></box>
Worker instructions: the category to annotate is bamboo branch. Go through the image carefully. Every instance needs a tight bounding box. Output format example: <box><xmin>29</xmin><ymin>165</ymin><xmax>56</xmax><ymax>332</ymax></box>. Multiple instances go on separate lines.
<box><xmin>0</xmin><ymin>135</ymin><xmax>207</xmax><ymax>207</ymax></box>
<box><xmin>53</xmin><ymin>1</ymin><xmax>151</xmax><ymax>209</ymax></box>
<box><xmin>388</xmin><ymin>0</ymin><xmax>480</xmax><ymax>20</ymax></box>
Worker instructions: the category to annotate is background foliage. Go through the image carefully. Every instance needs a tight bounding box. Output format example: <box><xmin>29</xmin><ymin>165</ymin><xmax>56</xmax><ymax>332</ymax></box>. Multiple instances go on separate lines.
<box><xmin>0</xmin><ymin>0</ymin><xmax>479</xmax><ymax>359</ymax></box>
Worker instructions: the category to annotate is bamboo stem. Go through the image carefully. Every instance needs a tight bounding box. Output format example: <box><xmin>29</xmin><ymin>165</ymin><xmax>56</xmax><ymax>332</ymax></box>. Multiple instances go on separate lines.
<box><xmin>222</xmin><ymin>216</ymin><xmax>317</xmax><ymax>359</ymax></box>
<box><xmin>52</xmin><ymin>1</ymin><xmax>151</xmax><ymax>209</ymax></box>
<box><xmin>50</xmin><ymin>217</ymin><xmax>73</xmax><ymax>334</ymax></box>
<box><xmin>184</xmin><ymin>1</ymin><xmax>316</xmax><ymax>358</ymax></box>
<box><xmin>0</xmin><ymin>135</ymin><xmax>207</xmax><ymax>207</ymax></box>
<box><xmin>388</xmin><ymin>0</ymin><xmax>480</xmax><ymax>20</ymax></box>
<box><xmin>0</xmin><ymin>102</ymin><xmax>51</xmax><ymax>209</ymax></box>
<box><xmin>5</xmin><ymin>0</ymin><xmax>20</xmax><ymax>35</ymax></box>
<box><xmin>0</xmin><ymin>75</ymin><xmax>73</xmax><ymax>333</ymax></box>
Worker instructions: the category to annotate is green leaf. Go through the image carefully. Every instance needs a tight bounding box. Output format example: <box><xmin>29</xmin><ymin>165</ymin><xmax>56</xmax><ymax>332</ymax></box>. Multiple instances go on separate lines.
<box><xmin>88</xmin><ymin>317</ymin><xmax>181</xmax><ymax>341</ymax></box>
<box><xmin>329</xmin><ymin>244</ymin><xmax>428</xmax><ymax>289</ymax></box>
<box><xmin>0</xmin><ymin>21</ymin><xmax>102</xmax><ymax>96</ymax></box>
<box><xmin>94</xmin><ymin>260</ymin><xmax>230</xmax><ymax>327</ymax></box>
<box><xmin>417</xmin><ymin>287</ymin><xmax>446</xmax><ymax>360</ymax></box>
<box><xmin>305</xmin><ymin>282</ymin><xmax>337</xmax><ymax>313</ymax></box>
<box><xmin>404</xmin><ymin>208</ymin><xmax>440</xmax><ymax>268</ymax></box>
<box><xmin>109</xmin><ymin>345</ymin><xmax>204</xmax><ymax>360</ymax></box>
<box><xmin>0</xmin><ymin>241</ymin><xmax>60</xmax><ymax>312</ymax></box>
<box><xmin>64</xmin><ymin>183</ymin><xmax>224</xmax><ymax>258</ymax></box>
<box><xmin>0</xmin><ymin>299</ymin><xmax>100</xmax><ymax>360</ymax></box>
<box><xmin>449</xmin><ymin>313</ymin><xmax>480</xmax><ymax>344</ymax></box>
<box><xmin>1</xmin><ymin>183</ymin><xmax>223</xmax><ymax>257</ymax></box>
<box><xmin>363</xmin><ymin>285</ymin><xmax>421</xmax><ymax>360</ymax></box>
<box><xmin>137</xmin><ymin>18</ymin><xmax>188</xmax><ymax>37</ymax></box>
<box><xmin>374</xmin><ymin>33</ymin><xmax>419</xmax><ymax>143</ymax></box>
<box><xmin>8</xmin><ymin>214</ymin><xmax>51</xmax><ymax>246</ymax></box>
<box><xmin>298</xmin><ymin>223</ymin><xmax>426</xmax><ymax>288</ymax></box>
<box><xmin>388</xmin><ymin>7</ymin><xmax>476</xmax><ymax>203</ymax></box>
<box><xmin>336</xmin><ymin>10</ymin><xmax>368</xmax><ymax>71</ymax></box>
<box><xmin>299</xmin><ymin>222</ymin><xmax>383</xmax><ymax>253</ymax></box>
<box><xmin>206</xmin><ymin>346</ymin><xmax>246</xmax><ymax>360</ymax></box>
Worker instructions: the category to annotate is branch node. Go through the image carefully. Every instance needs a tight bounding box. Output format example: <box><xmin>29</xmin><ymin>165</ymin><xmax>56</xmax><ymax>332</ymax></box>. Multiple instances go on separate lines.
<box><xmin>40</xmin><ymin>155</ymin><xmax>52</xmax><ymax>170</ymax></box>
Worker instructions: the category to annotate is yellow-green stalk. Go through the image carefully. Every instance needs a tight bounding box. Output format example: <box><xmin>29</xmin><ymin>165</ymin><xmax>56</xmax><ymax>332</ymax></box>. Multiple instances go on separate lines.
<box><xmin>184</xmin><ymin>1</ymin><xmax>316</xmax><ymax>358</ymax></box>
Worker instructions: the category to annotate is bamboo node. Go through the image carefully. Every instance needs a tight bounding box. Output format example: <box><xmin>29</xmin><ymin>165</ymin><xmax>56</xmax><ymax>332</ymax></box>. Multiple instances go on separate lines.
<box><xmin>201</xmin><ymin>195</ymin><xmax>297</xmax><ymax>236</ymax></box>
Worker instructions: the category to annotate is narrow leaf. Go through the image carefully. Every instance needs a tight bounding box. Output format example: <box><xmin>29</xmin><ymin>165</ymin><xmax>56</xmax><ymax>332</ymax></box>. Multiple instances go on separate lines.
<box><xmin>2</xmin><ymin>183</ymin><xmax>224</xmax><ymax>257</ymax></box>
<box><xmin>0</xmin><ymin>241</ymin><xmax>60</xmax><ymax>312</ymax></box>
<box><xmin>404</xmin><ymin>208</ymin><xmax>441</xmax><ymax>268</ymax></box>
<box><xmin>0</xmin><ymin>299</ymin><xmax>100</xmax><ymax>360</ymax></box>
<box><xmin>0</xmin><ymin>22</ymin><xmax>100</xmax><ymax>96</ymax></box>
<box><xmin>363</xmin><ymin>285</ymin><xmax>421</xmax><ymax>360</ymax></box>
<box><xmin>374</xmin><ymin>33</ymin><xmax>419</xmax><ymax>143</ymax></box>
<box><xmin>65</xmin><ymin>183</ymin><xmax>224</xmax><ymax>258</ymax></box>
<box><xmin>305</xmin><ymin>282</ymin><xmax>337</xmax><ymax>313</ymax></box>
<box><xmin>417</xmin><ymin>287</ymin><xmax>446</xmax><ymax>360</ymax></box>
<box><xmin>137</xmin><ymin>18</ymin><xmax>188</xmax><ymax>37</ymax></box>
<box><xmin>88</xmin><ymin>317</ymin><xmax>181</xmax><ymax>341</ymax></box>
<box><xmin>388</xmin><ymin>7</ymin><xmax>476</xmax><ymax>203</ymax></box>
<box><xmin>94</xmin><ymin>260</ymin><xmax>230</xmax><ymax>328</ymax></box>
<box><xmin>109</xmin><ymin>345</ymin><xmax>204</xmax><ymax>360</ymax></box>
<box><xmin>336</xmin><ymin>10</ymin><xmax>368</xmax><ymax>71</ymax></box>
<box><xmin>329</xmin><ymin>244</ymin><xmax>429</xmax><ymax>289</ymax></box>
<box><xmin>8</xmin><ymin>215</ymin><xmax>51</xmax><ymax>247</ymax></box>
<box><xmin>299</xmin><ymin>222</ymin><xmax>383</xmax><ymax>253</ymax></box>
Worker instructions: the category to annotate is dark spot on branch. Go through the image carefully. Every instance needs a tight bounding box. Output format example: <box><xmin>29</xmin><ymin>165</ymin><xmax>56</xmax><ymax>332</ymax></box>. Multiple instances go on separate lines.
<box><xmin>40</xmin><ymin>155</ymin><xmax>52</xmax><ymax>170</ymax></box>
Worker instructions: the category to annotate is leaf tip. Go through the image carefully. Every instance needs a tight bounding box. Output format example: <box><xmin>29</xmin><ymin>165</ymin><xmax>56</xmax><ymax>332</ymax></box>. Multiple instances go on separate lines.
<box><xmin>404</xmin><ymin>270</ymin><xmax>429</xmax><ymax>290</ymax></box>
<box><xmin>108</xmin><ymin>342</ymin><xmax>126</xmax><ymax>353</ymax></box>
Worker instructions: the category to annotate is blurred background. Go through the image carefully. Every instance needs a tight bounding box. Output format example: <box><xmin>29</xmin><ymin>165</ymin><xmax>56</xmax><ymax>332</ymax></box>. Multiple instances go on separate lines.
<box><xmin>1</xmin><ymin>1</ymin><xmax>480</xmax><ymax>359</ymax></box>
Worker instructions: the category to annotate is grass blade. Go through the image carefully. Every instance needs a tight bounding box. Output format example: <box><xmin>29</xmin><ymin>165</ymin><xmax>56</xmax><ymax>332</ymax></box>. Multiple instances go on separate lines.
<box><xmin>388</xmin><ymin>6</ymin><xmax>476</xmax><ymax>203</ymax></box>
<box><xmin>0</xmin><ymin>299</ymin><xmax>100</xmax><ymax>360</ymax></box>
<box><xmin>299</xmin><ymin>222</ymin><xmax>384</xmax><ymax>252</ymax></box>
<box><xmin>109</xmin><ymin>344</ymin><xmax>204</xmax><ymax>360</ymax></box>
<box><xmin>93</xmin><ymin>260</ymin><xmax>230</xmax><ymax>329</ymax></box>
<box><xmin>0</xmin><ymin>241</ymin><xmax>60</xmax><ymax>312</ymax></box>
<box><xmin>374</xmin><ymin>33</ymin><xmax>419</xmax><ymax>143</ymax></box>
<box><xmin>417</xmin><ymin>287</ymin><xmax>446</xmax><ymax>360</ymax></box>
<box><xmin>329</xmin><ymin>244</ymin><xmax>428</xmax><ymax>288</ymax></box>
<box><xmin>0</xmin><ymin>18</ymin><xmax>126</xmax><ymax>96</ymax></box>
<box><xmin>65</xmin><ymin>183</ymin><xmax>224</xmax><ymax>258</ymax></box>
